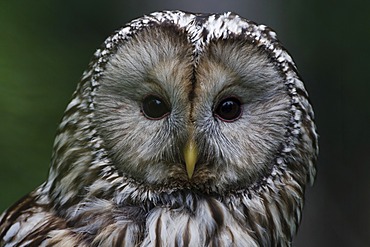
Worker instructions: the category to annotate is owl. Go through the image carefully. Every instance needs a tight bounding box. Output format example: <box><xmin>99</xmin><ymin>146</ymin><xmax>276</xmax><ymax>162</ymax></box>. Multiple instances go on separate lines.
<box><xmin>0</xmin><ymin>11</ymin><xmax>318</xmax><ymax>246</ymax></box>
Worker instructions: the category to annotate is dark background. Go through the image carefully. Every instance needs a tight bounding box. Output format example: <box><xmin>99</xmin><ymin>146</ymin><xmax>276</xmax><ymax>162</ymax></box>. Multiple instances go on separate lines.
<box><xmin>1</xmin><ymin>1</ymin><xmax>369</xmax><ymax>246</ymax></box>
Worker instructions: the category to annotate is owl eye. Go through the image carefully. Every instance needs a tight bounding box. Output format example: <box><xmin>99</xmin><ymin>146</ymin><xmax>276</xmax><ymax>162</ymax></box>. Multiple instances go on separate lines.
<box><xmin>142</xmin><ymin>95</ymin><xmax>170</xmax><ymax>120</ymax></box>
<box><xmin>214</xmin><ymin>97</ymin><xmax>242</xmax><ymax>122</ymax></box>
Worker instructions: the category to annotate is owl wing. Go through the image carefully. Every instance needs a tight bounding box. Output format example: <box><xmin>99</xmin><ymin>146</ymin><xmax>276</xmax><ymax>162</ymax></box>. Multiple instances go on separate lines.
<box><xmin>0</xmin><ymin>189</ymin><xmax>72</xmax><ymax>246</ymax></box>
<box><xmin>0</xmin><ymin>187</ymin><xmax>146</xmax><ymax>246</ymax></box>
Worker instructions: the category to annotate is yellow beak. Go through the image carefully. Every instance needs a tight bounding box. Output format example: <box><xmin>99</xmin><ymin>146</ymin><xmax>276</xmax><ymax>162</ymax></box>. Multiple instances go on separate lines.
<box><xmin>184</xmin><ymin>139</ymin><xmax>198</xmax><ymax>179</ymax></box>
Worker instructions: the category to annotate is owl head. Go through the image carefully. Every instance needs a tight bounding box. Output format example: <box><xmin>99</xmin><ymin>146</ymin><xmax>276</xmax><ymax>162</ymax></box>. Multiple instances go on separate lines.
<box><xmin>46</xmin><ymin>11</ymin><xmax>317</xmax><ymax>212</ymax></box>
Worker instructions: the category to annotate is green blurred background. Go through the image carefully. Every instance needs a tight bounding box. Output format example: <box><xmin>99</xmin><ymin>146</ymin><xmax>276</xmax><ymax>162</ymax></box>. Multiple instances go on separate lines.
<box><xmin>1</xmin><ymin>0</ymin><xmax>369</xmax><ymax>246</ymax></box>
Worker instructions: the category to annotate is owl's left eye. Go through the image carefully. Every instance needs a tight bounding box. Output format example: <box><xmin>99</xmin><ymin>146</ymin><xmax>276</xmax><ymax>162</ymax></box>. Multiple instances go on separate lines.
<box><xmin>141</xmin><ymin>95</ymin><xmax>170</xmax><ymax>120</ymax></box>
<box><xmin>214</xmin><ymin>97</ymin><xmax>242</xmax><ymax>122</ymax></box>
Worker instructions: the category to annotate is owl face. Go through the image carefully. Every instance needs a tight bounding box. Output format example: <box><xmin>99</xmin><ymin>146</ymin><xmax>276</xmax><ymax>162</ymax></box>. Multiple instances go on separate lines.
<box><xmin>94</xmin><ymin>22</ymin><xmax>291</xmax><ymax>192</ymax></box>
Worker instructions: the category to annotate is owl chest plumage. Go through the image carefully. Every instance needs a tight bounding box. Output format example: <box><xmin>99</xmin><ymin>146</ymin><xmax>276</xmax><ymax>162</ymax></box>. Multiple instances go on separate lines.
<box><xmin>1</xmin><ymin>176</ymin><xmax>299</xmax><ymax>247</ymax></box>
<box><xmin>75</xmin><ymin>197</ymin><xmax>260</xmax><ymax>246</ymax></box>
<box><xmin>0</xmin><ymin>190</ymin><xmax>294</xmax><ymax>246</ymax></box>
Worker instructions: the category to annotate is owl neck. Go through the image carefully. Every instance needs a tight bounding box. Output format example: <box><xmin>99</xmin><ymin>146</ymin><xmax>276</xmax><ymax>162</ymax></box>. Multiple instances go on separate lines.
<box><xmin>41</xmin><ymin>155</ymin><xmax>305</xmax><ymax>246</ymax></box>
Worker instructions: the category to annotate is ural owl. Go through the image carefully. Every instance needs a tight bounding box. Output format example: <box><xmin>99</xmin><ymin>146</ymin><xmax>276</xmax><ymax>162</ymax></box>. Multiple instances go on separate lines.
<box><xmin>0</xmin><ymin>11</ymin><xmax>318</xmax><ymax>246</ymax></box>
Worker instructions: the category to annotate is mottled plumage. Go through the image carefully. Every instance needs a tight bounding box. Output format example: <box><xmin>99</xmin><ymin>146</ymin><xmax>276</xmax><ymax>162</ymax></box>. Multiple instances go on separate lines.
<box><xmin>0</xmin><ymin>11</ymin><xmax>318</xmax><ymax>246</ymax></box>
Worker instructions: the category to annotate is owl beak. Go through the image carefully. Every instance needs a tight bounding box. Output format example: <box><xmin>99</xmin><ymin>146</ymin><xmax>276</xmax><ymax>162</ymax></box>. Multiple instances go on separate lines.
<box><xmin>184</xmin><ymin>139</ymin><xmax>198</xmax><ymax>179</ymax></box>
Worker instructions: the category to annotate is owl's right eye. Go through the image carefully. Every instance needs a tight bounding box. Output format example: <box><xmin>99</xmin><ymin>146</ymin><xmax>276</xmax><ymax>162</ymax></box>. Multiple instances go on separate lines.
<box><xmin>141</xmin><ymin>95</ymin><xmax>170</xmax><ymax>120</ymax></box>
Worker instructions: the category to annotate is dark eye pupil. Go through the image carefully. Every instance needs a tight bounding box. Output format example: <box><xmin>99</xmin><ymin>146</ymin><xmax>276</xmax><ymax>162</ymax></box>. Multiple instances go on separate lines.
<box><xmin>215</xmin><ymin>97</ymin><xmax>242</xmax><ymax>122</ymax></box>
<box><xmin>142</xmin><ymin>95</ymin><xmax>170</xmax><ymax>120</ymax></box>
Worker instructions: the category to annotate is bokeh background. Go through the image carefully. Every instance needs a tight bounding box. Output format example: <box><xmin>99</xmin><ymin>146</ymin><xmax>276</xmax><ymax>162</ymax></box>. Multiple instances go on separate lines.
<box><xmin>1</xmin><ymin>1</ymin><xmax>369</xmax><ymax>246</ymax></box>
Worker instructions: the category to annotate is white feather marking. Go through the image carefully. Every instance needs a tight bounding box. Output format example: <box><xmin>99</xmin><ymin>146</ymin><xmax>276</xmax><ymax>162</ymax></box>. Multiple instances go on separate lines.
<box><xmin>3</xmin><ymin>222</ymin><xmax>20</xmax><ymax>242</ymax></box>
